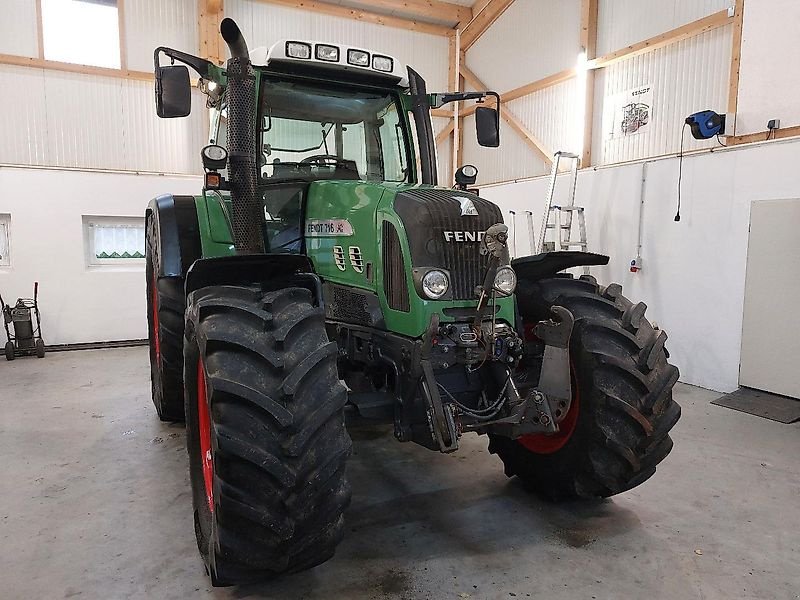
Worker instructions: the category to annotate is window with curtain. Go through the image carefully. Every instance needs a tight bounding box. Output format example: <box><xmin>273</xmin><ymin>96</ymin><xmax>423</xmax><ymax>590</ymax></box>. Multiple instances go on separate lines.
<box><xmin>84</xmin><ymin>217</ymin><xmax>145</xmax><ymax>266</ymax></box>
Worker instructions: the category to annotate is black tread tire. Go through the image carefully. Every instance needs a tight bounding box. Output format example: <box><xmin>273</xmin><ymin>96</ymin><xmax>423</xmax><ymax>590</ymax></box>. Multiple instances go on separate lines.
<box><xmin>35</xmin><ymin>339</ymin><xmax>45</xmax><ymax>358</ymax></box>
<box><xmin>5</xmin><ymin>341</ymin><xmax>14</xmax><ymax>361</ymax></box>
<box><xmin>145</xmin><ymin>213</ymin><xmax>186</xmax><ymax>422</ymax></box>
<box><xmin>184</xmin><ymin>285</ymin><xmax>352</xmax><ymax>586</ymax></box>
<box><xmin>489</xmin><ymin>275</ymin><xmax>681</xmax><ymax>500</ymax></box>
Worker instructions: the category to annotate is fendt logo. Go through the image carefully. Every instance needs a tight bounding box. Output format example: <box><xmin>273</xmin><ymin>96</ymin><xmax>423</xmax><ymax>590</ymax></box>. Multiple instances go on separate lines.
<box><xmin>443</xmin><ymin>231</ymin><xmax>486</xmax><ymax>242</ymax></box>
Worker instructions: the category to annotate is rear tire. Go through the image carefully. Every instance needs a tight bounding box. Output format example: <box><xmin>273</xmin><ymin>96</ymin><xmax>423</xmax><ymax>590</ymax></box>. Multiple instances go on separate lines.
<box><xmin>4</xmin><ymin>341</ymin><xmax>14</xmax><ymax>361</ymax></box>
<box><xmin>145</xmin><ymin>212</ymin><xmax>186</xmax><ymax>421</ymax></box>
<box><xmin>184</xmin><ymin>285</ymin><xmax>351</xmax><ymax>585</ymax></box>
<box><xmin>489</xmin><ymin>276</ymin><xmax>681</xmax><ymax>500</ymax></box>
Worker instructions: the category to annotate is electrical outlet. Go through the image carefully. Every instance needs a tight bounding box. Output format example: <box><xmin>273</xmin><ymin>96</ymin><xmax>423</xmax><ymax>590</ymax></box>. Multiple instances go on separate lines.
<box><xmin>768</xmin><ymin>119</ymin><xmax>781</xmax><ymax>130</ymax></box>
<box><xmin>720</xmin><ymin>112</ymin><xmax>736</xmax><ymax>136</ymax></box>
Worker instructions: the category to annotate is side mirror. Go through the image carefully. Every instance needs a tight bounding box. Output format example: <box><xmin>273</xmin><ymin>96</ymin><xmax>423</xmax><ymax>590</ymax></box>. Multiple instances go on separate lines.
<box><xmin>155</xmin><ymin>65</ymin><xmax>191</xmax><ymax>118</ymax></box>
<box><xmin>476</xmin><ymin>106</ymin><xmax>500</xmax><ymax>148</ymax></box>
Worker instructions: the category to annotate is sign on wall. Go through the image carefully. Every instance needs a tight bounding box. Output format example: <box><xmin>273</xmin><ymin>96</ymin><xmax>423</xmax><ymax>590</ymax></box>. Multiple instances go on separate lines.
<box><xmin>605</xmin><ymin>85</ymin><xmax>654</xmax><ymax>139</ymax></box>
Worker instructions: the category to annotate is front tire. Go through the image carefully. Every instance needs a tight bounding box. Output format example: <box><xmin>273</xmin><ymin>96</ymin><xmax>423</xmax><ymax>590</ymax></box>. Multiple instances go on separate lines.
<box><xmin>5</xmin><ymin>341</ymin><xmax>14</xmax><ymax>361</ymax></box>
<box><xmin>145</xmin><ymin>212</ymin><xmax>186</xmax><ymax>421</ymax></box>
<box><xmin>184</xmin><ymin>285</ymin><xmax>351</xmax><ymax>585</ymax></box>
<box><xmin>489</xmin><ymin>276</ymin><xmax>681</xmax><ymax>500</ymax></box>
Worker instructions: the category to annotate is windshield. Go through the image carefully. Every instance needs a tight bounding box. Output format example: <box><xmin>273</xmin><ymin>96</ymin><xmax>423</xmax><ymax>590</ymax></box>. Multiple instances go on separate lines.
<box><xmin>258</xmin><ymin>79</ymin><xmax>411</xmax><ymax>184</ymax></box>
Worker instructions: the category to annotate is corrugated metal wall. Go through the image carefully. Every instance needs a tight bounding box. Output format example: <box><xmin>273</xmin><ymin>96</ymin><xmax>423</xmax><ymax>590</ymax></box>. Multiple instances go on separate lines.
<box><xmin>0</xmin><ymin>0</ymin><xmax>38</xmax><ymax>58</ymax></box>
<box><xmin>466</xmin><ymin>0</ymin><xmax>581</xmax><ymax>91</ymax></box>
<box><xmin>592</xmin><ymin>25</ymin><xmax>732</xmax><ymax>165</ymax></box>
<box><xmin>597</xmin><ymin>0</ymin><xmax>733</xmax><ymax>56</ymax></box>
<box><xmin>0</xmin><ymin>64</ymin><xmax>206</xmax><ymax>174</ymax></box>
<box><xmin>461</xmin><ymin>0</ymin><xmax>582</xmax><ymax>185</ymax></box>
<box><xmin>226</xmin><ymin>0</ymin><xmax>449</xmax><ymax>90</ymax></box>
<box><xmin>124</xmin><ymin>0</ymin><xmax>198</xmax><ymax>72</ymax></box>
<box><xmin>461</xmin><ymin>0</ymin><xmax>735</xmax><ymax>183</ymax></box>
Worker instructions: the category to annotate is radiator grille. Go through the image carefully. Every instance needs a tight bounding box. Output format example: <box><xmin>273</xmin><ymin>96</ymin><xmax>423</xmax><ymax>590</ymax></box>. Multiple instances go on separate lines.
<box><xmin>382</xmin><ymin>221</ymin><xmax>410</xmax><ymax>312</ymax></box>
<box><xmin>327</xmin><ymin>285</ymin><xmax>373</xmax><ymax>325</ymax></box>
<box><xmin>394</xmin><ymin>189</ymin><xmax>503</xmax><ymax>300</ymax></box>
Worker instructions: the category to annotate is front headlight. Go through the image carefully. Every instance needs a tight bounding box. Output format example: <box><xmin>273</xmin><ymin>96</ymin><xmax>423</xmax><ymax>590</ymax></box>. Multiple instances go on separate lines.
<box><xmin>494</xmin><ymin>266</ymin><xmax>517</xmax><ymax>296</ymax></box>
<box><xmin>422</xmin><ymin>270</ymin><xmax>449</xmax><ymax>299</ymax></box>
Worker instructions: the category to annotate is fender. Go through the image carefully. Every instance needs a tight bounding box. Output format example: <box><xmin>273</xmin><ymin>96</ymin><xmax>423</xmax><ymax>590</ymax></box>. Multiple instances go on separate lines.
<box><xmin>185</xmin><ymin>255</ymin><xmax>323</xmax><ymax>305</ymax></box>
<box><xmin>146</xmin><ymin>194</ymin><xmax>202</xmax><ymax>278</ymax></box>
<box><xmin>512</xmin><ymin>251</ymin><xmax>609</xmax><ymax>281</ymax></box>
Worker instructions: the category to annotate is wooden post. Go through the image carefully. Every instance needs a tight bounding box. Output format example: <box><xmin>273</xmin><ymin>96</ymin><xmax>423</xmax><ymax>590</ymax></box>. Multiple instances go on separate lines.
<box><xmin>117</xmin><ymin>0</ymin><xmax>128</xmax><ymax>70</ymax></box>
<box><xmin>727</xmin><ymin>0</ymin><xmax>746</xmax><ymax>142</ymax></box>
<box><xmin>199</xmin><ymin>0</ymin><xmax>225</xmax><ymax>64</ymax></box>
<box><xmin>35</xmin><ymin>0</ymin><xmax>44</xmax><ymax>59</ymax></box>
<box><xmin>580</xmin><ymin>0</ymin><xmax>598</xmax><ymax>167</ymax></box>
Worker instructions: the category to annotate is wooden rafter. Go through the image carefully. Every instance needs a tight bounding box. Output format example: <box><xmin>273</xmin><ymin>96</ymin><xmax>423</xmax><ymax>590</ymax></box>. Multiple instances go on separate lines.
<box><xmin>253</xmin><ymin>0</ymin><xmax>452</xmax><ymax>36</ymax></box>
<box><xmin>358</xmin><ymin>0</ymin><xmax>472</xmax><ymax>27</ymax></box>
<box><xmin>460</xmin><ymin>65</ymin><xmax>553</xmax><ymax>165</ymax></box>
<box><xmin>588</xmin><ymin>9</ymin><xmax>733</xmax><ymax>70</ymax></box>
<box><xmin>199</xmin><ymin>0</ymin><xmax>225</xmax><ymax>64</ymax></box>
<box><xmin>460</xmin><ymin>0</ymin><xmax>515</xmax><ymax>51</ymax></box>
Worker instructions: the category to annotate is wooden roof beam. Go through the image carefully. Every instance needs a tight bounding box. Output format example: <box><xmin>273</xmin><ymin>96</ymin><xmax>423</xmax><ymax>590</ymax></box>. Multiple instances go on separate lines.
<box><xmin>588</xmin><ymin>9</ymin><xmax>733</xmax><ymax>70</ymax></box>
<box><xmin>253</xmin><ymin>0</ymin><xmax>452</xmax><ymax>36</ymax></box>
<box><xmin>460</xmin><ymin>0</ymin><xmax>515</xmax><ymax>51</ymax></box>
<box><xmin>357</xmin><ymin>0</ymin><xmax>473</xmax><ymax>27</ymax></box>
<box><xmin>460</xmin><ymin>65</ymin><xmax>553</xmax><ymax>165</ymax></box>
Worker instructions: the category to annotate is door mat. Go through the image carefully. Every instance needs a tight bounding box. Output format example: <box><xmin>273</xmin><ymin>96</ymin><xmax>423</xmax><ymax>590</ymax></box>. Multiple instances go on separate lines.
<box><xmin>711</xmin><ymin>387</ymin><xmax>800</xmax><ymax>423</ymax></box>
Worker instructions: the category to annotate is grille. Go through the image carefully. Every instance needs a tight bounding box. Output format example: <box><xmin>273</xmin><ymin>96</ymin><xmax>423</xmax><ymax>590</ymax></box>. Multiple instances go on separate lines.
<box><xmin>333</xmin><ymin>246</ymin><xmax>346</xmax><ymax>271</ymax></box>
<box><xmin>348</xmin><ymin>246</ymin><xmax>364</xmax><ymax>273</ymax></box>
<box><xmin>327</xmin><ymin>285</ymin><xmax>374</xmax><ymax>325</ymax></box>
<box><xmin>394</xmin><ymin>189</ymin><xmax>503</xmax><ymax>300</ymax></box>
<box><xmin>382</xmin><ymin>221</ymin><xmax>410</xmax><ymax>312</ymax></box>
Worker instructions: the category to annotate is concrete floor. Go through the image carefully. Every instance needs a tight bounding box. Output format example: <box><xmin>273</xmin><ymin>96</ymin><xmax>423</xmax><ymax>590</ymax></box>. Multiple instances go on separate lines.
<box><xmin>1</xmin><ymin>347</ymin><xmax>798</xmax><ymax>600</ymax></box>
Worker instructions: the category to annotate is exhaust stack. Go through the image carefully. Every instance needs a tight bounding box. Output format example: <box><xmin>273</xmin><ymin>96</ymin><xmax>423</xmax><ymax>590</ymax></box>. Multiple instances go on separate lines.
<box><xmin>220</xmin><ymin>18</ymin><xmax>262</xmax><ymax>254</ymax></box>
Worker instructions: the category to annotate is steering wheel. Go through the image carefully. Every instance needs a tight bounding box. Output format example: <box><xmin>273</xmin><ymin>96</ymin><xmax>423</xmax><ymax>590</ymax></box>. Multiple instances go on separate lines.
<box><xmin>300</xmin><ymin>154</ymin><xmax>341</xmax><ymax>166</ymax></box>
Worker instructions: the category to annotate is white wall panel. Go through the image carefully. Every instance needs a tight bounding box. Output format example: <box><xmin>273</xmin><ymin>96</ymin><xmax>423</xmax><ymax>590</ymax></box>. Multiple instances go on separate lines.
<box><xmin>508</xmin><ymin>77</ymin><xmax>582</xmax><ymax>161</ymax></box>
<box><xmin>0</xmin><ymin>66</ymin><xmax>205</xmax><ymax>174</ymax></box>
<box><xmin>592</xmin><ymin>25</ymin><xmax>732</xmax><ymax>165</ymax></box>
<box><xmin>0</xmin><ymin>0</ymin><xmax>39</xmax><ymax>57</ymax></box>
<box><xmin>125</xmin><ymin>0</ymin><xmax>198</xmax><ymax>72</ymax></box>
<box><xmin>481</xmin><ymin>137</ymin><xmax>800</xmax><ymax>392</ymax></box>
<box><xmin>0</xmin><ymin>167</ymin><xmax>201</xmax><ymax>345</ymax></box>
<box><xmin>0</xmin><ymin>66</ymin><xmax>48</xmax><ymax>166</ymax></box>
<box><xmin>466</xmin><ymin>0</ymin><xmax>582</xmax><ymax>93</ymax></box>
<box><xmin>226</xmin><ymin>0</ymin><xmax>449</xmax><ymax>89</ymax></box>
<box><xmin>597</xmin><ymin>0</ymin><xmax>733</xmax><ymax>56</ymax></box>
<box><xmin>736</xmin><ymin>0</ymin><xmax>800</xmax><ymax>135</ymax></box>
<box><xmin>462</xmin><ymin>115</ymin><xmax>548</xmax><ymax>186</ymax></box>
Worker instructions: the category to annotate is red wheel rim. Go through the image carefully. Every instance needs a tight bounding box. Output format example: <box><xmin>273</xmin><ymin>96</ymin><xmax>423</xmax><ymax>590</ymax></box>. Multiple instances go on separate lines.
<box><xmin>517</xmin><ymin>363</ymin><xmax>580</xmax><ymax>455</ymax></box>
<box><xmin>197</xmin><ymin>358</ymin><xmax>214</xmax><ymax>513</ymax></box>
<box><xmin>151</xmin><ymin>273</ymin><xmax>161</xmax><ymax>365</ymax></box>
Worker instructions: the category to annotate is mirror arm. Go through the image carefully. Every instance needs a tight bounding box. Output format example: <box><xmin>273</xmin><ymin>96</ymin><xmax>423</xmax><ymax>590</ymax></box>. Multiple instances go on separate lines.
<box><xmin>429</xmin><ymin>90</ymin><xmax>501</xmax><ymax>110</ymax></box>
<box><xmin>154</xmin><ymin>46</ymin><xmax>214</xmax><ymax>79</ymax></box>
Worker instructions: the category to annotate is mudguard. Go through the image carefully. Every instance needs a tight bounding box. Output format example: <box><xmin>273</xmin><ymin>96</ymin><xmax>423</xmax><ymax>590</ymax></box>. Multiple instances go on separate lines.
<box><xmin>185</xmin><ymin>255</ymin><xmax>322</xmax><ymax>303</ymax></box>
<box><xmin>146</xmin><ymin>194</ymin><xmax>202</xmax><ymax>277</ymax></box>
<box><xmin>512</xmin><ymin>251</ymin><xmax>609</xmax><ymax>281</ymax></box>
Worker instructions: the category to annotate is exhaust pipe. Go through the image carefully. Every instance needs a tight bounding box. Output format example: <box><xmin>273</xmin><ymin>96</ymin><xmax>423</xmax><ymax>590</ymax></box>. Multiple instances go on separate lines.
<box><xmin>220</xmin><ymin>18</ymin><xmax>262</xmax><ymax>254</ymax></box>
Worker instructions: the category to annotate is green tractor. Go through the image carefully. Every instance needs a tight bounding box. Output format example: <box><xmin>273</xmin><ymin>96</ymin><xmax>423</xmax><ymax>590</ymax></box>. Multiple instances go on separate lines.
<box><xmin>146</xmin><ymin>19</ymin><xmax>681</xmax><ymax>585</ymax></box>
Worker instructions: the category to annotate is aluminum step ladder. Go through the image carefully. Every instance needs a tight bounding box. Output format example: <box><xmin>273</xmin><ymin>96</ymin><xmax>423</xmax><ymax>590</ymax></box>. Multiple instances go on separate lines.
<box><xmin>536</xmin><ymin>152</ymin><xmax>589</xmax><ymax>273</ymax></box>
